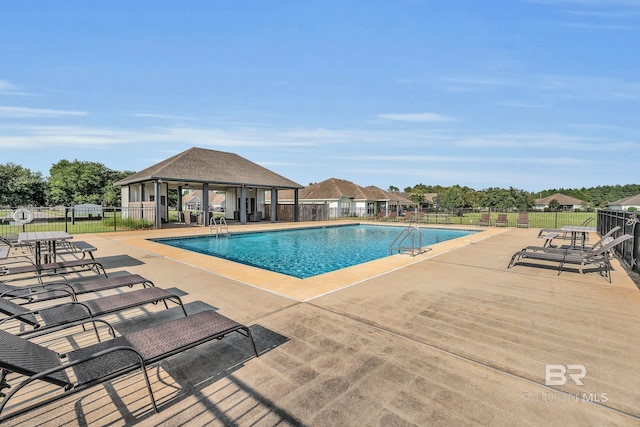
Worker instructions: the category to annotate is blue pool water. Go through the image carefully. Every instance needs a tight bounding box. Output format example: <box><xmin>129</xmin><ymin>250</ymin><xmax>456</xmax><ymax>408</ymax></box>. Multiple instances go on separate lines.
<box><xmin>152</xmin><ymin>224</ymin><xmax>476</xmax><ymax>279</ymax></box>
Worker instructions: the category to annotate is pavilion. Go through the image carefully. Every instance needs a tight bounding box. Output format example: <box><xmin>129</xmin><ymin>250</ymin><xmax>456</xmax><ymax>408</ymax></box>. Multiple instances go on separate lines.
<box><xmin>115</xmin><ymin>147</ymin><xmax>303</xmax><ymax>228</ymax></box>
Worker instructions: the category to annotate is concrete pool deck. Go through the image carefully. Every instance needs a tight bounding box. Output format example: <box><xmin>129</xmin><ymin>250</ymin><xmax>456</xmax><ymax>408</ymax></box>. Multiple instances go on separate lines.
<box><xmin>5</xmin><ymin>221</ymin><xmax>640</xmax><ymax>426</ymax></box>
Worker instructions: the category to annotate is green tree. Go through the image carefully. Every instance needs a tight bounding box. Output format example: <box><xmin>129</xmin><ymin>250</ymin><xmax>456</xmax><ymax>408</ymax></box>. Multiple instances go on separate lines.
<box><xmin>441</xmin><ymin>187</ymin><xmax>465</xmax><ymax>212</ymax></box>
<box><xmin>0</xmin><ymin>163</ymin><xmax>46</xmax><ymax>206</ymax></box>
<box><xmin>549</xmin><ymin>199</ymin><xmax>560</xmax><ymax>211</ymax></box>
<box><xmin>47</xmin><ymin>159</ymin><xmax>126</xmax><ymax>206</ymax></box>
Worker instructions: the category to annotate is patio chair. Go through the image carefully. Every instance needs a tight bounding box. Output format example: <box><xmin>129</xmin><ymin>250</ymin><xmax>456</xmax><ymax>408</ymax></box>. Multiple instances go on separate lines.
<box><xmin>0</xmin><ymin>287</ymin><xmax>187</xmax><ymax>336</ymax></box>
<box><xmin>537</xmin><ymin>217</ymin><xmax>593</xmax><ymax>240</ymax></box>
<box><xmin>478</xmin><ymin>213</ymin><xmax>491</xmax><ymax>226</ymax></box>
<box><xmin>0</xmin><ymin>274</ymin><xmax>154</xmax><ymax>305</ymax></box>
<box><xmin>516</xmin><ymin>212</ymin><xmax>530</xmax><ymax>228</ymax></box>
<box><xmin>494</xmin><ymin>214</ymin><xmax>508</xmax><ymax>227</ymax></box>
<box><xmin>0</xmin><ymin>309</ymin><xmax>258</xmax><ymax>422</ymax></box>
<box><xmin>507</xmin><ymin>234</ymin><xmax>633</xmax><ymax>282</ymax></box>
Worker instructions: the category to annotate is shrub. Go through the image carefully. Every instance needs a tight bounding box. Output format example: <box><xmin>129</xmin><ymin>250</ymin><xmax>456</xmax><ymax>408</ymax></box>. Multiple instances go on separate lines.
<box><xmin>118</xmin><ymin>217</ymin><xmax>155</xmax><ymax>230</ymax></box>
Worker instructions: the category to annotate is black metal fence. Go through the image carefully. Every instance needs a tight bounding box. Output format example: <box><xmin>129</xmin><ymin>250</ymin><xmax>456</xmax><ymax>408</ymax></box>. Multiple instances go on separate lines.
<box><xmin>597</xmin><ymin>210</ymin><xmax>639</xmax><ymax>274</ymax></box>
<box><xmin>0</xmin><ymin>206</ymin><xmax>157</xmax><ymax>236</ymax></box>
<box><xmin>330</xmin><ymin>208</ymin><xmax>598</xmax><ymax>228</ymax></box>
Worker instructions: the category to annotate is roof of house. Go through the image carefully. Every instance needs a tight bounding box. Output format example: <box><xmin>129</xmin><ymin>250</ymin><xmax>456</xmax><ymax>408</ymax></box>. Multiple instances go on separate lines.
<box><xmin>610</xmin><ymin>194</ymin><xmax>640</xmax><ymax>206</ymax></box>
<box><xmin>115</xmin><ymin>147</ymin><xmax>303</xmax><ymax>189</ymax></box>
<box><xmin>270</xmin><ymin>178</ymin><xmax>415</xmax><ymax>204</ymax></box>
<box><xmin>535</xmin><ymin>193</ymin><xmax>586</xmax><ymax>206</ymax></box>
<box><xmin>182</xmin><ymin>190</ymin><xmax>226</xmax><ymax>205</ymax></box>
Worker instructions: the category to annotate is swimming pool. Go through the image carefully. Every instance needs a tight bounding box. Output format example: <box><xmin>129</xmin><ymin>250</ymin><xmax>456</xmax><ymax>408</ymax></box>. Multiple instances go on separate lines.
<box><xmin>151</xmin><ymin>224</ymin><xmax>477</xmax><ymax>279</ymax></box>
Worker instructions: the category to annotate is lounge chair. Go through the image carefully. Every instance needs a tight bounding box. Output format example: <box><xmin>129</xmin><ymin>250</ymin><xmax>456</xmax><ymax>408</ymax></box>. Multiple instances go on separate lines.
<box><xmin>0</xmin><ymin>274</ymin><xmax>154</xmax><ymax>304</ymax></box>
<box><xmin>0</xmin><ymin>257</ymin><xmax>106</xmax><ymax>280</ymax></box>
<box><xmin>516</xmin><ymin>212</ymin><xmax>530</xmax><ymax>228</ymax></box>
<box><xmin>0</xmin><ymin>287</ymin><xmax>187</xmax><ymax>336</ymax></box>
<box><xmin>507</xmin><ymin>234</ymin><xmax>633</xmax><ymax>282</ymax></box>
<box><xmin>0</xmin><ymin>236</ymin><xmax>32</xmax><ymax>258</ymax></box>
<box><xmin>495</xmin><ymin>214</ymin><xmax>508</xmax><ymax>227</ymax></box>
<box><xmin>478</xmin><ymin>213</ymin><xmax>491</xmax><ymax>226</ymax></box>
<box><xmin>520</xmin><ymin>226</ymin><xmax>621</xmax><ymax>255</ymax></box>
<box><xmin>0</xmin><ymin>309</ymin><xmax>258</xmax><ymax>422</ymax></box>
<box><xmin>537</xmin><ymin>217</ymin><xmax>593</xmax><ymax>241</ymax></box>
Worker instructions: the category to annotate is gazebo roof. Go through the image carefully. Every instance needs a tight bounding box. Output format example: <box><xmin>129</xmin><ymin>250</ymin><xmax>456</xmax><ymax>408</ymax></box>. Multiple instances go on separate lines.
<box><xmin>115</xmin><ymin>147</ymin><xmax>303</xmax><ymax>189</ymax></box>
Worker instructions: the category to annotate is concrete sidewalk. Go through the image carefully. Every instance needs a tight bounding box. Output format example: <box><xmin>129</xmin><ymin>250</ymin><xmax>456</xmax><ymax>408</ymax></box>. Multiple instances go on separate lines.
<box><xmin>4</xmin><ymin>224</ymin><xmax>640</xmax><ymax>426</ymax></box>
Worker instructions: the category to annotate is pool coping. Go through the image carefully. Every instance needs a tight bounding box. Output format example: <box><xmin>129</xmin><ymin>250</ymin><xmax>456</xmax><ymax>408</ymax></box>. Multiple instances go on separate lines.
<box><xmin>102</xmin><ymin>221</ymin><xmax>509</xmax><ymax>301</ymax></box>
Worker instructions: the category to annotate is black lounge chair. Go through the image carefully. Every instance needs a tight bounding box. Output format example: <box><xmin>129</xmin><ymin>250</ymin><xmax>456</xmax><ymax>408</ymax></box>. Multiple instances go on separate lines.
<box><xmin>507</xmin><ymin>234</ymin><xmax>633</xmax><ymax>282</ymax></box>
<box><xmin>0</xmin><ymin>257</ymin><xmax>106</xmax><ymax>280</ymax></box>
<box><xmin>0</xmin><ymin>287</ymin><xmax>187</xmax><ymax>336</ymax></box>
<box><xmin>0</xmin><ymin>310</ymin><xmax>258</xmax><ymax>422</ymax></box>
<box><xmin>0</xmin><ymin>274</ymin><xmax>154</xmax><ymax>304</ymax></box>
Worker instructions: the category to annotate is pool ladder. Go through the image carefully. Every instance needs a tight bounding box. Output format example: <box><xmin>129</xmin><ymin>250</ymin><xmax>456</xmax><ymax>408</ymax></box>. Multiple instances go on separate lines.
<box><xmin>210</xmin><ymin>216</ymin><xmax>229</xmax><ymax>237</ymax></box>
<box><xmin>390</xmin><ymin>224</ymin><xmax>424</xmax><ymax>256</ymax></box>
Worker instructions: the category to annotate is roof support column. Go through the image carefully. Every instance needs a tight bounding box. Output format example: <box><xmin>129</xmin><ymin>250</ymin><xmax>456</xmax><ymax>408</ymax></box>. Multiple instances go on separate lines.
<box><xmin>240</xmin><ymin>185</ymin><xmax>247</xmax><ymax>224</ymax></box>
<box><xmin>271</xmin><ymin>188</ymin><xmax>278</xmax><ymax>223</ymax></box>
<box><xmin>154</xmin><ymin>180</ymin><xmax>162</xmax><ymax>229</ymax></box>
<box><xmin>202</xmin><ymin>183</ymin><xmax>209</xmax><ymax>226</ymax></box>
<box><xmin>177</xmin><ymin>186</ymin><xmax>183</xmax><ymax>222</ymax></box>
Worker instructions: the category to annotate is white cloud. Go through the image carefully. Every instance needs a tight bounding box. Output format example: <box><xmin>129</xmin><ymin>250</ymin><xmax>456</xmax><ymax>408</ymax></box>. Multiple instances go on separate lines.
<box><xmin>0</xmin><ymin>106</ymin><xmax>87</xmax><ymax>118</ymax></box>
<box><xmin>130</xmin><ymin>112</ymin><xmax>198</xmax><ymax>121</ymax></box>
<box><xmin>0</xmin><ymin>80</ymin><xmax>18</xmax><ymax>93</ymax></box>
<box><xmin>378</xmin><ymin>112</ymin><xmax>455</xmax><ymax>122</ymax></box>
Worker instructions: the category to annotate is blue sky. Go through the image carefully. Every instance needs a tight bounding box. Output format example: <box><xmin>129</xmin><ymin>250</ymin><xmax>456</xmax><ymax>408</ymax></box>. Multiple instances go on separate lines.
<box><xmin>1</xmin><ymin>0</ymin><xmax>638</xmax><ymax>192</ymax></box>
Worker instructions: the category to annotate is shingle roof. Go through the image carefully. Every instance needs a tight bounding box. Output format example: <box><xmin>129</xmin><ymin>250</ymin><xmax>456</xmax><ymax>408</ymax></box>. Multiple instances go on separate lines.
<box><xmin>271</xmin><ymin>178</ymin><xmax>415</xmax><ymax>204</ymax></box>
<box><xmin>610</xmin><ymin>194</ymin><xmax>640</xmax><ymax>206</ymax></box>
<box><xmin>535</xmin><ymin>193</ymin><xmax>586</xmax><ymax>205</ymax></box>
<box><xmin>115</xmin><ymin>147</ymin><xmax>302</xmax><ymax>189</ymax></box>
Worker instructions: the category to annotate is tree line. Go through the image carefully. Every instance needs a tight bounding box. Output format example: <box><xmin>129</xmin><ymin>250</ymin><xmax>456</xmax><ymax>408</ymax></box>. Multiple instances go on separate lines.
<box><xmin>0</xmin><ymin>161</ymin><xmax>133</xmax><ymax>207</ymax></box>
<box><xmin>401</xmin><ymin>183</ymin><xmax>640</xmax><ymax>212</ymax></box>
<box><xmin>2</xmin><ymin>160</ymin><xmax>639</xmax><ymax>210</ymax></box>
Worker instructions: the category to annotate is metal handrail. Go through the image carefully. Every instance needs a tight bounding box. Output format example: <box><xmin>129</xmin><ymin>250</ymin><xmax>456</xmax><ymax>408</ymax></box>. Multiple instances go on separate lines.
<box><xmin>210</xmin><ymin>216</ymin><xmax>229</xmax><ymax>237</ymax></box>
<box><xmin>390</xmin><ymin>224</ymin><xmax>423</xmax><ymax>256</ymax></box>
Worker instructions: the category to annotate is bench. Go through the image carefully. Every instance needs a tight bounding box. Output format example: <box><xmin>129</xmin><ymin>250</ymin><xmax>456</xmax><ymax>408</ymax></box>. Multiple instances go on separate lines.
<box><xmin>0</xmin><ymin>246</ymin><xmax>9</xmax><ymax>260</ymax></box>
<box><xmin>71</xmin><ymin>241</ymin><xmax>97</xmax><ymax>260</ymax></box>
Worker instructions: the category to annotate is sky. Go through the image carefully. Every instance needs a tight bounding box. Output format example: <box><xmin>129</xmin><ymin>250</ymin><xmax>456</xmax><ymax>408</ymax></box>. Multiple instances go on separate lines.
<box><xmin>1</xmin><ymin>0</ymin><xmax>639</xmax><ymax>192</ymax></box>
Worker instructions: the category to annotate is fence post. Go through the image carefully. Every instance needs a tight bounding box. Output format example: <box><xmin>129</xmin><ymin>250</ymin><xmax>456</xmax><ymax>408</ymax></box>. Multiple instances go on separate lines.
<box><xmin>113</xmin><ymin>207</ymin><xmax>117</xmax><ymax>232</ymax></box>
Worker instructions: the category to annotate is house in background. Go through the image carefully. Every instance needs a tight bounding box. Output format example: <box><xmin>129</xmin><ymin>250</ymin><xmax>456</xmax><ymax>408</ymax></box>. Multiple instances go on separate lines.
<box><xmin>269</xmin><ymin>178</ymin><xmax>415</xmax><ymax>218</ymax></box>
<box><xmin>181</xmin><ymin>190</ymin><xmax>226</xmax><ymax>212</ymax></box>
<box><xmin>534</xmin><ymin>193</ymin><xmax>588</xmax><ymax>211</ymax></box>
<box><xmin>608</xmin><ymin>194</ymin><xmax>640</xmax><ymax>211</ymax></box>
